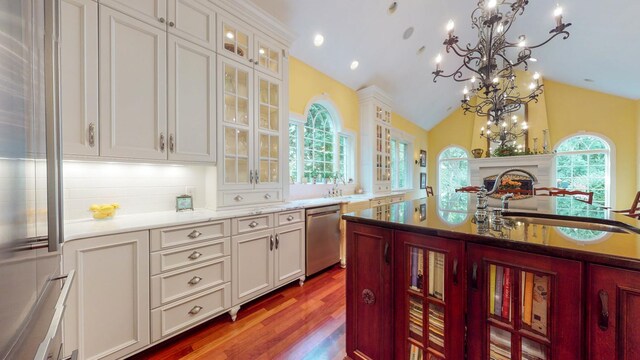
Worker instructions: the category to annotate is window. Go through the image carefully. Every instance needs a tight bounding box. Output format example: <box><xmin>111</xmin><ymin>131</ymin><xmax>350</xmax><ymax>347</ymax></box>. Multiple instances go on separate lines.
<box><xmin>391</xmin><ymin>139</ymin><xmax>409</xmax><ymax>190</ymax></box>
<box><xmin>289</xmin><ymin>102</ymin><xmax>355</xmax><ymax>184</ymax></box>
<box><xmin>554</xmin><ymin>134</ymin><xmax>612</xmax><ymax>241</ymax></box>
<box><xmin>437</xmin><ymin>146</ymin><xmax>470</xmax><ymax>225</ymax></box>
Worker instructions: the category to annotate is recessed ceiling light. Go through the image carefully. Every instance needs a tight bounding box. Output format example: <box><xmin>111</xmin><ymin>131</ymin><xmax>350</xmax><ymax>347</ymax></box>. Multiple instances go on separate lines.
<box><xmin>313</xmin><ymin>34</ymin><xmax>324</xmax><ymax>47</ymax></box>
<box><xmin>350</xmin><ymin>60</ymin><xmax>359</xmax><ymax>70</ymax></box>
<box><xmin>388</xmin><ymin>2</ymin><xmax>398</xmax><ymax>14</ymax></box>
<box><xmin>403</xmin><ymin>26</ymin><xmax>414</xmax><ymax>40</ymax></box>
<box><xmin>584</xmin><ymin>78</ymin><xmax>595</xmax><ymax>83</ymax></box>
<box><xmin>416</xmin><ymin>46</ymin><xmax>426</xmax><ymax>55</ymax></box>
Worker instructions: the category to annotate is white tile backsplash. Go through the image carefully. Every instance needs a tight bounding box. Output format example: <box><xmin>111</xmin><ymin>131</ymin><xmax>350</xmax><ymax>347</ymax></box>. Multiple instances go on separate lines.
<box><xmin>63</xmin><ymin>161</ymin><xmax>213</xmax><ymax>221</ymax></box>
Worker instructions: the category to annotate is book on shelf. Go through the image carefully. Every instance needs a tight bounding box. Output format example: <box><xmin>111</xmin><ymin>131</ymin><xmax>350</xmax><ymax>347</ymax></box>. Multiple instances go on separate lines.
<box><xmin>489</xmin><ymin>326</ymin><xmax>511</xmax><ymax>360</ymax></box>
<box><xmin>523</xmin><ymin>272</ymin><xmax>535</xmax><ymax>326</ymax></box>
<box><xmin>494</xmin><ymin>266</ymin><xmax>504</xmax><ymax>316</ymax></box>
<box><xmin>489</xmin><ymin>264</ymin><xmax>496</xmax><ymax>314</ymax></box>
<box><xmin>531</xmin><ymin>275</ymin><xmax>549</xmax><ymax>335</ymax></box>
<box><xmin>417</xmin><ymin>250</ymin><xmax>424</xmax><ymax>290</ymax></box>
<box><xmin>431</xmin><ymin>253</ymin><xmax>445</xmax><ymax>301</ymax></box>
<box><xmin>522</xmin><ymin>339</ymin><xmax>546</xmax><ymax>360</ymax></box>
<box><xmin>409</xmin><ymin>343</ymin><xmax>423</xmax><ymax>360</ymax></box>
<box><xmin>428</xmin><ymin>251</ymin><xmax>435</xmax><ymax>295</ymax></box>
<box><xmin>501</xmin><ymin>267</ymin><xmax>511</xmax><ymax>319</ymax></box>
<box><xmin>410</xmin><ymin>248</ymin><xmax>419</xmax><ymax>290</ymax></box>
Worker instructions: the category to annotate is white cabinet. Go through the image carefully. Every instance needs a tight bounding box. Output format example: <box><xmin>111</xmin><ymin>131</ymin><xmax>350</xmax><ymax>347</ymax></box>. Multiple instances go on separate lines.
<box><xmin>167</xmin><ymin>35</ymin><xmax>216</xmax><ymax>162</ymax></box>
<box><xmin>274</xmin><ymin>223</ymin><xmax>305</xmax><ymax>287</ymax></box>
<box><xmin>217</xmin><ymin>56</ymin><xmax>283</xmax><ymax>206</ymax></box>
<box><xmin>63</xmin><ymin>231</ymin><xmax>150</xmax><ymax>360</ymax></box>
<box><xmin>100</xmin><ymin>0</ymin><xmax>167</xmax><ymax>29</ymax></box>
<box><xmin>99</xmin><ymin>6</ymin><xmax>168</xmax><ymax>160</ymax></box>
<box><xmin>60</xmin><ymin>0</ymin><xmax>99</xmax><ymax>157</ymax></box>
<box><xmin>358</xmin><ymin>85</ymin><xmax>393</xmax><ymax>194</ymax></box>
<box><xmin>218</xmin><ymin>14</ymin><xmax>284</xmax><ymax>79</ymax></box>
<box><xmin>167</xmin><ymin>0</ymin><xmax>216</xmax><ymax>49</ymax></box>
<box><xmin>231</xmin><ymin>212</ymin><xmax>305</xmax><ymax>308</ymax></box>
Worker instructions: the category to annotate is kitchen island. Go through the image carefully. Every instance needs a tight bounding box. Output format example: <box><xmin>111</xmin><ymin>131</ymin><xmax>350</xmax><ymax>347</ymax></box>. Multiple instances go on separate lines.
<box><xmin>343</xmin><ymin>194</ymin><xmax>640</xmax><ymax>360</ymax></box>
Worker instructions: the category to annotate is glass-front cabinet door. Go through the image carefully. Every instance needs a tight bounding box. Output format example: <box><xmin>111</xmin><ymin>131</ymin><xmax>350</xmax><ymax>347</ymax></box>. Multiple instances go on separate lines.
<box><xmin>219</xmin><ymin>58</ymin><xmax>253</xmax><ymax>189</ymax></box>
<box><xmin>218</xmin><ymin>15</ymin><xmax>253</xmax><ymax>65</ymax></box>
<box><xmin>254</xmin><ymin>35</ymin><xmax>283</xmax><ymax>79</ymax></box>
<box><xmin>255</xmin><ymin>73</ymin><xmax>281</xmax><ymax>189</ymax></box>
<box><xmin>467</xmin><ymin>244</ymin><xmax>583</xmax><ymax>360</ymax></box>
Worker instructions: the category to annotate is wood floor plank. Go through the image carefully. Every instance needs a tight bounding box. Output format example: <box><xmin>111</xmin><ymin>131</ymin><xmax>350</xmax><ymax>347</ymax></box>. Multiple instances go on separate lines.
<box><xmin>132</xmin><ymin>266</ymin><xmax>346</xmax><ymax>360</ymax></box>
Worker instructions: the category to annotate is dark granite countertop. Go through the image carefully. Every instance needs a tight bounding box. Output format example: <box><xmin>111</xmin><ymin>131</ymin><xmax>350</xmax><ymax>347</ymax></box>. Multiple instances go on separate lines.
<box><xmin>342</xmin><ymin>194</ymin><xmax>640</xmax><ymax>271</ymax></box>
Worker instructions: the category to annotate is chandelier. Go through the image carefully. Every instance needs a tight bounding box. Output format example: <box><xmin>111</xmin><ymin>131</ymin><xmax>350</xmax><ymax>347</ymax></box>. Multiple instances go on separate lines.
<box><xmin>432</xmin><ymin>0</ymin><xmax>571</xmax><ymax>145</ymax></box>
<box><xmin>480</xmin><ymin>112</ymin><xmax>528</xmax><ymax>151</ymax></box>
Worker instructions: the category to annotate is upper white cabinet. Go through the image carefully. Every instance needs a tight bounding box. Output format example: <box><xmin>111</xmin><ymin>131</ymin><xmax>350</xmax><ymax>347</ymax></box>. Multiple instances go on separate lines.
<box><xmin>218</xmin><ymin>14</ymin><xmax>284</xmax><ymax>79</ymax></box>
<box><xmin>358</xmin><ymin>85</ymin><xmax>393</xmax><ymax>194</ymax></box>
<box><xmin>100</xmin><ymin>0</ymin><xmax>167</xmax><ymax>29</ymax></box>
<box><xmin>63</xmin><ymin>231</ymin><xmax>150</xmax><ymax>360</ymax></box>
<box><xmin>254</xmin><ymin>72</ymin><xmax>281</xmax><ymax>189</ymax></box>
<box><xmin>99</xmin><ymin>6</ymin><xmax>168</xmax><ymax>160</ymax></box>
<box><xmin>168</xmin><ymin>0</ymin><xmax>216</xmax><ymax>49</ymax></box>
<box><xmin>167</xmin><ymin>35</ymin><xmax>216</xmax><ymax>162</ymax></box>
<box><xmin>60</xmin><ymin>0</ymin><xmax>99</xmax><ymax>157</ymax></box>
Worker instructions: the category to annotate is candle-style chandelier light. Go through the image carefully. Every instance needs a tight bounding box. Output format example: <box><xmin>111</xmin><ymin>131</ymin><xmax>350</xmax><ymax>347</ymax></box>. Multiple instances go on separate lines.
<box><xmin>432</xmin><ymin>0</ymin><xmax>571</xmax><ymax>147</ymax></box>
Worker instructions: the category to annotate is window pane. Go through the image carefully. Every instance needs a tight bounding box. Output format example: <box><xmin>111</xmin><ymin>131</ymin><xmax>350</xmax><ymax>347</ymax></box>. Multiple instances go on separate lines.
<box><xmin>302</xmin><ymin>104</ymin><xmax>336</xmax><ymax>182</ymax></box>
<box><xmin>399</xmin><ymin>143</ymin><xmax>407</xmax><ymax>188</ymax></box>
<box><xmin>390</xmin><ymin>140</ymin><xmax>397</xmax><ymax>189</ymax></box>
<box><xmin>288</xmin><ymin>123</ymin><xmax>298</xmax><ymax>182</ymax></box>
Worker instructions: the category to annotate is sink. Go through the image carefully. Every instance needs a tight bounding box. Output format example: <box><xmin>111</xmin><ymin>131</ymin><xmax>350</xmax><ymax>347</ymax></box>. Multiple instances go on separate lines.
<box><xmin>501</xmin><ymin>212</ymin><xmax>640</xmax><ymax>234</ymax></box>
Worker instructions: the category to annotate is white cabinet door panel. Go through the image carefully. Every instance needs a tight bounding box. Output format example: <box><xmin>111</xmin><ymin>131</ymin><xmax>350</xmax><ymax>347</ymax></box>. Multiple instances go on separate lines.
<box><xmin>274</xmin><ymin>223</ymin><xmax>305</xmax><ymax>287</ymax></box>
<box><xmin>101</xmin><ymin>0</ymin><xmax>167</xmax><ymax>29</ymax></box>
<box><xmin>168</xmin><ymin>36</ymin><xmax>215</xmax><ymax>162</ymax></box>
<box><xmin>61</xmin><ymin>0</ymin><xmax>99</xmax><ymax>156</ymax></box>
<box><xmin>99</xmin><ymin>7</ymin><xmax>167</xmax><ymax>160</ymax></box>
<box><xmin>63</xmin><ymin>231</ymin><xmax>150</xmax><ymax>360</ymax></box>
<box><xmin>231</xmin><ymin>229</ymin><xmax>273</xmax><ymax>305</ymax></box>
<box><xmin>167</xmin><ymin>0</ymin><xmax>216</xmax><ymax>49</ymax></box>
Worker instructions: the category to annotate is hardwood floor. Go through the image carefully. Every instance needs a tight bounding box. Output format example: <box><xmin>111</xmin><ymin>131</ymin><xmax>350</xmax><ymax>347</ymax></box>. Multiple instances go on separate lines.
<box><xmin>131</xmin><ymin>266</ymin><xmax>346</xmax><ymax>360</ymax></box>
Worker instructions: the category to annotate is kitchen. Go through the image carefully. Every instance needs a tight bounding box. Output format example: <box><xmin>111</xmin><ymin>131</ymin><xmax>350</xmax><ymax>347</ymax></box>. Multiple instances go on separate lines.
<box><xmin>1</xmin><ymin>0</ymin><xmax>639</xmax><ymax>359</ymax></box>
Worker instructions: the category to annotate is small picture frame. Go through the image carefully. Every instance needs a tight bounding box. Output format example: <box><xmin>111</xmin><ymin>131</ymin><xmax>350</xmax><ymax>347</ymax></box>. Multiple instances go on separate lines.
<box><xmin>176</xmin><ymin>194</ymin><xmax>194</xmax><ymax>212</ymax></box>
<box><xmin>419</xmin><ymin>149</ymin><xmax>427</xmax><ymax>167</ymax></box>
<box><xmin>420</xmin><ymin>173</ymin><xmax>427</xmax><ymax>189</ymax></box>
<box><xmin>419</xmin><ymin>203</ymin><xmax>426</xmax><ymax>221</ymax></box>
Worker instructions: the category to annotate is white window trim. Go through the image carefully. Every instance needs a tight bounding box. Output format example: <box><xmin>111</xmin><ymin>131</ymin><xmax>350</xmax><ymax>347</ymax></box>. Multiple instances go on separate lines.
<box><xmin>436</xmin><ymin>145</ymin><xmax>470</xmax><ymax>197</ymax></box>
<box><xmin>390</xmin><ymin>128</ymin><xmax>415</xmax><ymax>191</ymax></box>
<box><xmin>552</xmin><ymin>131</ymin><xmax>615</xmax><ymax>208</ymax></box>
<box><xmin>338</xmin><ymin>129</ymin><xmax>357</xmax><ymax>183</ymax></box>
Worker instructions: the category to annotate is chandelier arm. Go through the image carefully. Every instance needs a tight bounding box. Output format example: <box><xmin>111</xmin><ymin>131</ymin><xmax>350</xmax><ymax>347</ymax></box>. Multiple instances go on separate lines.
<box><xmin>526</xmin><ymin>30</ymin><xmax>571</xmax><ymax>49</ymax></box>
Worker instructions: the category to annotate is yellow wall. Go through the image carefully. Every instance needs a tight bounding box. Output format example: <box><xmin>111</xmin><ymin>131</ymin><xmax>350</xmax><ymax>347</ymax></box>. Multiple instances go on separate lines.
<box><xmin>289</xmin><ymin>56</ymin><xmax>429</xmax><ymax>198</ymax></box>
<box><xmin>393</xmin><ymin>112</ymin><xmax>429</xmax><ymax>199</ymax></box>
<box><xmin>427</xmin><ymin>79</ymin><xmax>639</xmax><ymax>207</ymax></box>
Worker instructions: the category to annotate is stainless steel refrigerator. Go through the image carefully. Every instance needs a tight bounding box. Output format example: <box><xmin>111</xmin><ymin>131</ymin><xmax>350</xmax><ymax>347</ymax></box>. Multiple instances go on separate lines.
<box><xmin>0</xmin><ymin>1</ymin><xmax>74</xmax><ymax>359</ymax></box>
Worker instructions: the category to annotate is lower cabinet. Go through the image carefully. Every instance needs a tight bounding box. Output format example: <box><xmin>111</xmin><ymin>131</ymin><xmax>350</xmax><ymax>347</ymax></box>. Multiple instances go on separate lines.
<box><xmin>346</xmin><ymin>223</ymin><xmax>393</xmax><ymax>360</ymax></box>
<box><xmin>588</xmin><ymin>264</ymin><xmax>640</xmax><ymax>359</ymax></box>
<box><xmin>467</xmin><ymin>244</ymin><xmax>583</xmax><ymax>360</ymax></box>
<box><xmin>63</xmin><ymin>231</ymin><xmax>150</xmax><ymax>360</ymax></box>
<box><xmin>231</xmin><ymin>222</ymin><xmax>306</xmax><ymax>307</ymax></box>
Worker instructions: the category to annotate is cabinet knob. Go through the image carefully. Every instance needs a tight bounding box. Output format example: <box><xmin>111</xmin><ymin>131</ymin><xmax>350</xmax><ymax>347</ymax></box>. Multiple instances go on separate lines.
<box><xmin>187</xmin><ymin>230</ymin><xmax>202</xmax><ymax>239</ymax></box>
<box><xmin>188</xmin><ymin>276</ymin><xmax>202</xmax><ymax>285</ymax></box>
<box><xmin>598</xmin><ymin>289</ymin><xmax>609</xmax><ymax>331</ymax></box>
<box><xmin>249</xmin><ymin>58</ymin><xmax>254</xmax><ymax>64</ymax></box>
<box><xmin>88</xmin><ymin>123</ymin><xmax>95</xmax><ymax>148</ymax></box>
<box><xmin>234</xmin><ymin>195</ymin><xmax>244</xmax><ymax>202</ymax></box>
<box><xmin>188</xmin><ymin>305</ymin><xmax>203</xmax><ymax>315</ymax></box>
<box><xmin>254</xmin><ymin>60</ymin><xmax>259</xmax><ymax>65</ymax></box>
<box><xmin>169</xmin><ymin>21</ymin><xmax>175</xmax><ymax>27</ymax></box>
<box><xmin>286</xmin><ymin>215</ymin><xmax>294</xmax><ymax>221</ymax></box>
<box><xmin>249</xmin><ymin>221</ymin><xmax>259</xmax><ymax>228</ymax></box>
<box><xmin>188</xmin><ymin>251</ymin><xmax>202</xmax><ymax>260</ymax></box>
<box><xmin>159</xmin><ymin>17</ymin><xmax>165</xmax><ymax>23</ymax></box>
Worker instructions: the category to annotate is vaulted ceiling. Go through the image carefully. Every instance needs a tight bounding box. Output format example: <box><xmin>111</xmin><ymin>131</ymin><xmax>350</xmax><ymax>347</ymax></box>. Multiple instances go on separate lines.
<box><xmin>249</xmin><ymin>0</ymin><xmax>640</xmax><ymax>130</ymax></box>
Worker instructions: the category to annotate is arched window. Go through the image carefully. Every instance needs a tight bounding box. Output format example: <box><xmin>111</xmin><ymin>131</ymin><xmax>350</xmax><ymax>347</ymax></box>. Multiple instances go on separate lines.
<box><xmin>554</xmin><ymin>134</ymin><xmax>612</xmax><ymax>241</ymax></box>
<box><xmin>437</xmin><ymin>146</ymin><xmax>470</xmax><ymax>224</ymax></box>
<box><xmin>555</xmin><ymin>134</ymin><xmax>611</xmax><ymax>207</ymax></box>
<box><xmin>303</xmin><ymin>104</ymin><xmax>334</xmax><ymax>181</ymax></box>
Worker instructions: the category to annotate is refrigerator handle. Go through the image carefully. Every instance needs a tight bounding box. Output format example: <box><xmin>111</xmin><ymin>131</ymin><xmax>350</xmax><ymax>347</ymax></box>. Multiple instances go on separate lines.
<box><xmin>45</xmin><ymin>0</ymin><xmax>64</xmax><ymax>252</ymax></box>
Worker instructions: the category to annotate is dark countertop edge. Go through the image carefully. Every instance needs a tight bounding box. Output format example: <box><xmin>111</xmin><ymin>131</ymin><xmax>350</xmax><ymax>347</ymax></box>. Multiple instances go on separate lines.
<box><xmin>342</xmin><ymin>214</ymin><xmax>640</xmax><ymax>272</ymax></box>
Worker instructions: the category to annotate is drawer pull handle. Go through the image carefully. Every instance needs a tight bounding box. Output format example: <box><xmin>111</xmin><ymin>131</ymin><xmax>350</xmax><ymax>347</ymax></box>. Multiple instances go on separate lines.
<box><xmin>453</xmin><ymin>258</ymin><xmax>459</xmax><ymax>285</ymax></box>
<box><xmin>264</xmin><ymin>193</ymin><xmax>271</xmax><ymax>199</ymax></box>
<box><xmin>270</xmin><ymin>235</ymin><xmax>274</xmax><ymax>251</ymax></box>
<box><xmin>249</xmin><ymin>221</ymin><xmax>259</xmax><ymax>228</ymax></box>
<box><xmin>188</xmin><ymin>251</ymin><xmax>202</xmax><ymax>260</ymax></box>
<box><xmin>286</xmin><ymin>215</ymin><xmax>294</xmax><ymax>221</ymax></box>
<box><xmin>383</xmin><ymin>242</ymin><xmax>390</xmax><ymax>265</ymax></box>
<box><xmin>188</xmin><ymin>276</ymin><xmax>202</xmax><ymax>285</ymax></box>
<box><xmin>599</xmin><ymin>289</ymin><xmax>609</xmax><ymax>331</ymax></box>
<box><xmin>234</xmin><ymin>195</ymin><xmax>244</xmax><ymax>201</ymax></box>
<box><xmin>275</xmin><ymin>234</ymin><xmax>279</xmax><ymax>249</ymax></box>
<box><xmin>188</xmin><ymin>305</ymin><xmax>203</xmax><ymax>315</ymax></box>
<box><xmin>471</xmin><ymin>262</ymin><xmax>478</xmax><ymax>290</ymax></box>
<box><xmin>188</xmin><ymin>230</ymin><xmax>202</xmax><ymax>239</ymax></box>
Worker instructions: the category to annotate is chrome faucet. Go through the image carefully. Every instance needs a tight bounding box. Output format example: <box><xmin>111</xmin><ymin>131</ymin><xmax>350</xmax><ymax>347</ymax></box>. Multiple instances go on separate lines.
<box><xmin>481</xmin><ymin>168</ymin><xmax>539</xmax><ymax>212</ymax></box>
<box><xmin>501</xmin><ymin>193</ymin><xmax>514</xmax><ymax>209</ymax></box>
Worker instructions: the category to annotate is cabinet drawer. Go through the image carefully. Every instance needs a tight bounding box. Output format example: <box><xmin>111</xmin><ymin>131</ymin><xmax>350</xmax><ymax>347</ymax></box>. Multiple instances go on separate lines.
<box><xmin>347</xmin><ymin>200</ymin><xmax>371</xmax><ymax>213</ymax></box>
<box><xmin>151</xmin><ymin>257</ymin><xmax>230</xmax><ymax>308</ymax></box>
<box><xmin>150</xmin><ymin>220</ymin><xmax>230</xmax><ymax>251</ymax></box>
<box><xmin>370</xmin><ymin>197</ymin><xmax>388</xmax><ymax>207</ymax></box>
<box><xmin>150</xmin><ymin>238</ymin><xmax>230</xmax><ymax>275</ymax></box>
<box><xmin>389</xmin><ymin>195</ymin><xmax>405</xmax><ymax>204</ymax></box>
<box><xmin>276</xmin><ymin>209</ymin><xmax>304</xmax><ymax>226</ymax></box>
<box><xmin>220</xmin><ymin>190</ymin><xmax>282</xmax><ymax>207</ymax></box>
<box><xmin>151</xmin><ymin>283</ymin><xmax>231</xmax><ymax>342</ymax></box>
<box><xmin>232</xmin><ymin>214</ymin><xmax>273</xmax><ymax>235</ymax></box>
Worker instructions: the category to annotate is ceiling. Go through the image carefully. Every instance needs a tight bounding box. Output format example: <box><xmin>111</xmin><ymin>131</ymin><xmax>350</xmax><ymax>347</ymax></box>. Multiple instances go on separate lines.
<box><xmin>249</xmin><ymin>0</ymin><xmax>640</xmax><ymax>130</ymax></box>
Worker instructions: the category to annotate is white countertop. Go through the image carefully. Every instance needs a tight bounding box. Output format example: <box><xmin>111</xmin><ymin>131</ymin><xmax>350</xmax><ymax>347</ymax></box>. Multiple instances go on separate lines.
<box><xmin>64</xmin><ymin>193</ymin><xmax>388</xmax><ymax>242</ymax></box>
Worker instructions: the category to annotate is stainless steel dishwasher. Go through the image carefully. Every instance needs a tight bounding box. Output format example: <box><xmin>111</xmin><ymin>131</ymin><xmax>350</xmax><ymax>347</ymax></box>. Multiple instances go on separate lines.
<box><xmin>306</xmin><ymin>204</ymin><xmax>341</xmax><ymax>276</ymax></box>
